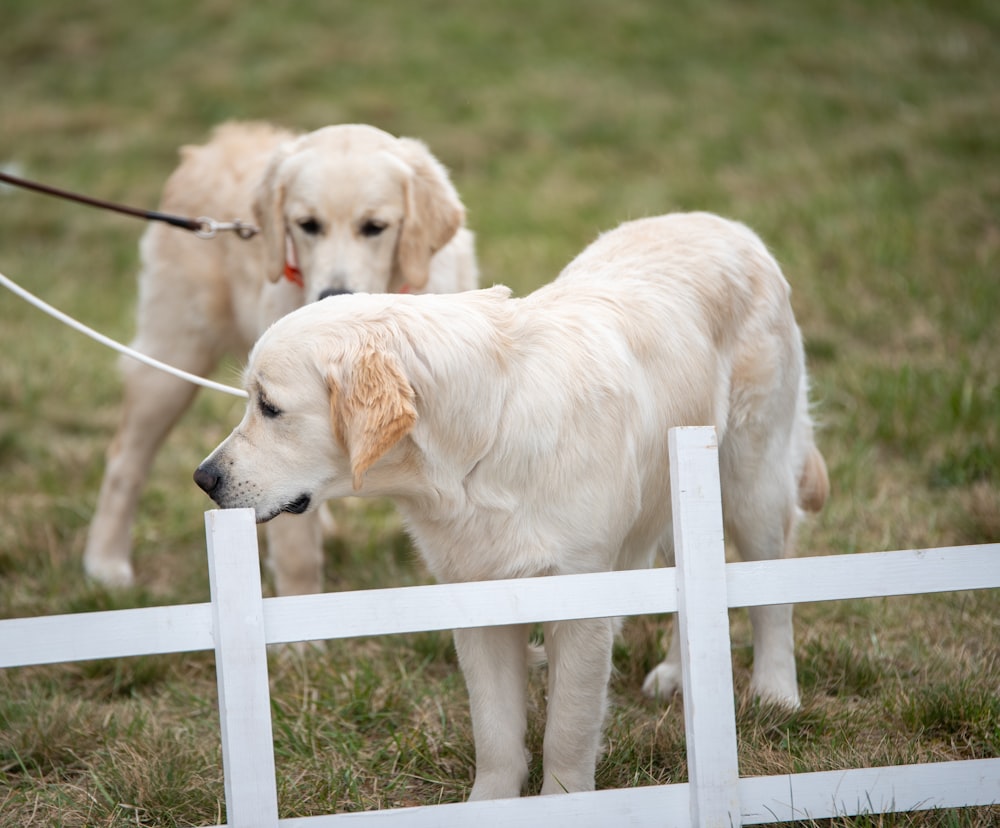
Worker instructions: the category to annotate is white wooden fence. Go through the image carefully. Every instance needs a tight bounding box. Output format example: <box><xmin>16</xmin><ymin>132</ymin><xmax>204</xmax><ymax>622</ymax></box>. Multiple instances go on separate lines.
<box><xmin>2</xmin><ymin>427</ymin><xmax>998</xmax><ymax>827</ymax></box>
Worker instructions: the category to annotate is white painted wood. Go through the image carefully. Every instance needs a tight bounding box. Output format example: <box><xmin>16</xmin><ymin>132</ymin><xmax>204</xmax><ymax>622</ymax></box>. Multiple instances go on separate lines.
<box><xmin>0</xmin><ymin>602</ymin><xmax>214</xmax><ymax>668</ymax></box>
<box><xmin>277</xmin><ymin>781</ymin><xmax>692</xmax><ymax>827</ymax></box>
<box><xmin>2</xmin><ymin>430</ymin><xmax>998</xmax><ymax>828</ymax></box>
<box><xmin>261</xmin><ymin>567</ymin><xmax>678</xmax><ymax>645</ymax></box>
<box><xmin>252</xmin><ymin>757</ymin><xmax>1000</xmax><ymax>827</ymax></box>
<box><xmin>726</xmin><ymin>544</ymin><xmax>1000</xmax><ymax>608</ymax></box>
<box><xmin>188</xmin><ymin>755</ymin><xmax>1000</xmax><ymax>826</ymax></box>
<box><xmin>669</xmin><ymin>427</ymin><xmax>741</xmax><ymax>827</ymax></box>
<box><xmin>739</xmin><ymin>757</ymin><xmax>1000</xmax><ymax>824</ymax></box>
<box><xmin>206</xmin><ymin>508</ymin><xmax>280</xmax><ymax>828</ymax></box>
<box><xmin>2</xmin><ymin>542</ymin><xmax>993</xmax><ymax>670</ymax></box>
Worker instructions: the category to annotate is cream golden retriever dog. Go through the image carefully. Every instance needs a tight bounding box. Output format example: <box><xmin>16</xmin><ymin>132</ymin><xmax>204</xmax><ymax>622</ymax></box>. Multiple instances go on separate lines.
<box><xmin>195</xmin><ymin>212</ymin><xmax>828</xmax><ymax>799</ymax></box>
<box><xmin>84</xmin><ymin>121</ymin><xmax>478</xmax><ymax>592</ymax></box>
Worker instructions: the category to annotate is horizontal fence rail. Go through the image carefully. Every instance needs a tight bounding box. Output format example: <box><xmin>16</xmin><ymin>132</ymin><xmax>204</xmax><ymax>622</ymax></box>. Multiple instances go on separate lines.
<box><xmin>3</xmin><ymin>545</ymin><xmax>996</xmax><ymax>668</ymax></box>
<box><xmin>228</xmin><ymin>759</ymin><xmax>1000</xmax><ymax>828</ymax></box>
<box><xmin>2</xmin><ymin>427</ymin><xmax>998</xmax><ymax>827</ymax></box>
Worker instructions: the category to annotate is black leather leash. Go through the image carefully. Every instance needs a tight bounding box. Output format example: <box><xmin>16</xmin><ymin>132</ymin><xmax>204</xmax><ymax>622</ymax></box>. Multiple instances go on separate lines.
<box><xmin>0</xmin><ymin>170</ymin><xmax>259</xmax><ymax>239</ymax></box>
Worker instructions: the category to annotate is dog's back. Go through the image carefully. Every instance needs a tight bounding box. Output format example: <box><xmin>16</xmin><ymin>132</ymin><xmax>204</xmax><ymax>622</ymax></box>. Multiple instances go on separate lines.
<box><xmin>163</xmin><ymin>121</ymin><xmax>294</xmax><ymax>219</ymax></box>
<box><xmin>550</xmin><ymin>212</ymin><xmax>827</xmax><ymax>518</ymax></box>
<box><xmin>396</xmin><ymin>213</ymin><xmax>825</xmax><ymax>584</ymax></box>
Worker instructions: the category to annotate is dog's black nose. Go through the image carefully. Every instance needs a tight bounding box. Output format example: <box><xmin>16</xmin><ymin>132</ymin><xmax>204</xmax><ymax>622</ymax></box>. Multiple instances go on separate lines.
<box><xmin>318</xmin><ymin>287</ymin><xmax>353</xmax><ymax>300</ymax></box>
<box><xmin>193</xmin><ymin>465</ymin><xmax>219</xmax><ymax>496</ymax></box>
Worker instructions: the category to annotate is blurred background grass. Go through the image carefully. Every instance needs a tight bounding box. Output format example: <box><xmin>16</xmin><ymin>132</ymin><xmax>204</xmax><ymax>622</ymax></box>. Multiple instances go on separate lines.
<box><xmin>1</xmin><ymin>1</ymin><xmax>998</xmax><ymax>825</ymax></box>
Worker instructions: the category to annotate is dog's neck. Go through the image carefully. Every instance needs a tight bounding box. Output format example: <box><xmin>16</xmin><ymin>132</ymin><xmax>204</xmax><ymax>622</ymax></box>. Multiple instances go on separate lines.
<box><xmin>401</xmin><ymin>295</ymin><xmax>515</xmax><ymax>494</ymax></box>
<box><xmin>370</xmin><ymin>291</ymin><xmax>577</xmax><ymax>582</ymax></box>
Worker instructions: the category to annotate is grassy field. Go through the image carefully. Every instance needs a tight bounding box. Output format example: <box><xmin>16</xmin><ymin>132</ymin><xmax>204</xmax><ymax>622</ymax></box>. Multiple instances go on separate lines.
<box><xmin>1</xmin><ymin>0</ymin><xmax>998</xmax><ymax>825</ymax></box>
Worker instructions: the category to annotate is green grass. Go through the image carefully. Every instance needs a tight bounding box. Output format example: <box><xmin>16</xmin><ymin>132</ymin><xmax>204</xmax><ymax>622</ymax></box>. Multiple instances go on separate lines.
<box><xmin>1</xmin><ymin>0</ymin><xmax>999</xmax><ymax>825</ymax></box>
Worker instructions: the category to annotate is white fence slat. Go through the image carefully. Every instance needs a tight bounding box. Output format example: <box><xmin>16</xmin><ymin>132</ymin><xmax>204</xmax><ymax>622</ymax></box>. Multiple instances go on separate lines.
<box><xmin>739</xmin><ymin>757</ymin><xmax>1000</xmax><ymax>824</ymax></box>
<box><xmin>0</xmin><ymin>602</ymin><xmax>214</xmax><ymax>668</ymax></box>
<box><xmin>261</xmin><ymin>568</ymin><xmax>678</xmax><ymax>645</ymax></box>
<box><xmin>726</xmin><ymin>544</ymin><xmax>1000</xmax><ymax>608</ymax></box>
<box><xmin>206</xmin><ymin>508</ymin><xmax>280</xmax><ymax>828</ymax></box>
<box><xmin>670</xmin><ymin>427</ymin><xmax>741</xmax><ymax>827</ymax></box>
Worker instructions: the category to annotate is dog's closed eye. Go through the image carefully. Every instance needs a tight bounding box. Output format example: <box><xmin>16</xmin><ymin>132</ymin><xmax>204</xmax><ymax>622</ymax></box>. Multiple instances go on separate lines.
<box><xmin>258</xmin><ymin>396</ymin><xmax>282</xmax><ymax>418</ymax></box>
<box><xmin>360</xmin><ymin>219</ymin><xmax>387</xmax><ymax>238</ymax></box>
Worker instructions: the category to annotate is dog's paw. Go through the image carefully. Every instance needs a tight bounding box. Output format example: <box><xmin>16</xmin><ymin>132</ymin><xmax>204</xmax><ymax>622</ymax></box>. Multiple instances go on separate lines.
<box><xmin>750</xmin><ymin>675</ymin><xmax>801</xmax><ymax>710</ymax></box>
<box><xmin>467</xmin><ymin>769</ymin><xmax>527</xmax><ymax>801</ymax></box>
<box><xmin>84</xmin><ymin>556</ymin><xmax>135</xmax><ymax>589</ymax></box>
<box><xmin>539</xmin><ymin>767</ymin><xmax>596</xmax><ymax>796</ymax></box>
<box><xmin>641</xmin><ymin>661</ymin><xmax>683</xmax><ymax>700</ymax></box>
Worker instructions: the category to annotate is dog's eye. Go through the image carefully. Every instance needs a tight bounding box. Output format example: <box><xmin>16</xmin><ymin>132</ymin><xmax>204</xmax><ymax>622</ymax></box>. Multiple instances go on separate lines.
<box><xmin>360</xmin><ymin>219</ymin><xmax>387</xmax><ymax>238</ymax></box>
<box><xmin>298</xmin><ymin>217</ymin><xmax>322</xmax><ymax>236</ymax></box>
<box><xmin>258</xmin><ymin>397</ymin><xmax>282</xmax><ymax>419</ymax></box>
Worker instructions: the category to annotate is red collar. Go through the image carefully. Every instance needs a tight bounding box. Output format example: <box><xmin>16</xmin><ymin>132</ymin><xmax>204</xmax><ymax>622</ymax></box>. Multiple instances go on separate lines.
<box><xmin>284</xmin><ymin>265</ymin><xmax>411</xmax><ymax>293</ymax></box>
<box><xmin>283</xmin><ymin>233</ymin><xmax>412</xmax><ymax>294</ymax></box>
<box><xmin>283</xmin><ymin>260</ymin><xmax>304</xmax><ymax>287</ymax></box>
<box><xmin>284</xmin><ymin>234</ymin><xmax>304</xmax><ymax>287</ymax></box>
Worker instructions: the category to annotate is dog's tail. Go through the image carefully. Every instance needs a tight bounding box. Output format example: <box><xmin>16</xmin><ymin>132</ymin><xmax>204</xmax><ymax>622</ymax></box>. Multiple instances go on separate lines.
<box><xmin>798</xmin><ymin>444</ymin><xmax>829</xmax><ymax>513</ymax></box>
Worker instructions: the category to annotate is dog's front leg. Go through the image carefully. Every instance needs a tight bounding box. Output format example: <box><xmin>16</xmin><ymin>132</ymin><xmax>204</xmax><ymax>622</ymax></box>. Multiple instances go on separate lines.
<box><xmin>539</xmin><ymin>617</ymin><xmax>614</xmax><ymax>795</ymax></box>
<box><xmin>453</xmin><ymin>624</ymin><xmax>530</xmax><ymax>800</ymax></box>
<box><xmin>265</xmin><ymin>510</ymin><xmax>325</xmax><ymax>596</ymax></box>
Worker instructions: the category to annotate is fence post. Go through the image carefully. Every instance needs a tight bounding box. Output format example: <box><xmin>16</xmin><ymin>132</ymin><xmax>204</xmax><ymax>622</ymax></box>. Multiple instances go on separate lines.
<box><xmin>670</xmin><ymin>426</ymin><xmax>741</xmax><ymax>827</ymax></box>
<box><xmin>205</xmin><ymin>508</ymin><xmax>280</xmax><ymax>828</ymax></box>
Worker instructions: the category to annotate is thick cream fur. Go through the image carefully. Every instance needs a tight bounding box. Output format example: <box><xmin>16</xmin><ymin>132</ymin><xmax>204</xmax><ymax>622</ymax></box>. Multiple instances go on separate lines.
<box><xmin>84</xmin><ymin>121</ymin><xmax>476</xmax><ymax>593</ymax></box>
<box><xmin>199</xmin><ymin>212</ymin><xmax>828</xmax><ymax>798</ymax></box>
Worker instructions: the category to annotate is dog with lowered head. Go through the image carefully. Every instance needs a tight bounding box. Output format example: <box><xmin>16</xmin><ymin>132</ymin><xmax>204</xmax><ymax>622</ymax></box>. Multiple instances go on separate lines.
<box><xmin>195</xmin><ymin>212</ymin><xmax>828</xmax><ymax>800</ymax></box>
<box><xmin>84</xmin><ymin>121</ymin><xmax>477</xmax><ymax>593</ymax></box>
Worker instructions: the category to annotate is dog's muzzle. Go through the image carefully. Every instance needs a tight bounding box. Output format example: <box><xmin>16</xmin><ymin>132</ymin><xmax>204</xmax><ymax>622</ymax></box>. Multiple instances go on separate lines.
<box><xmin>192</xmin><ymin>464</ymin><xmax>311</xmax><ymax>519</ymax></box>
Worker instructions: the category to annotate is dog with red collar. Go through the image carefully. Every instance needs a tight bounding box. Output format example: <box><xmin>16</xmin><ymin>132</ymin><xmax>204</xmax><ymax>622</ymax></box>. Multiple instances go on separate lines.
<box><xmin>84</xmin><ymin>120</ymin><xmax>477</xmax><ymax>593</ymax></box>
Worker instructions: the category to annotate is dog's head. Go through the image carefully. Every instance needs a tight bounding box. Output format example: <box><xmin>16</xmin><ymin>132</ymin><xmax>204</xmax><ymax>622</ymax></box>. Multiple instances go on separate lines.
<box><xmin>194</xmin><ymin>296</ymin><xmax>419</xmax><ymax>522</ymax></box>
<box><xmin>252</xmin><ymin>124</ymin><xmax>465</xmax><ymax>301</ymax></box>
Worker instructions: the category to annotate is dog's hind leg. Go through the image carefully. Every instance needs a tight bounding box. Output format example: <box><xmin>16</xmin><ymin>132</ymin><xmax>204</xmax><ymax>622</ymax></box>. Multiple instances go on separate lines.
<box><xmin>738</xmin><ymin>520</ymin><xmax>800</xmax><ymax>708</ymax></box>
<box><xmin>642</xmin><ymin>534</ymin><xmax>685</xmax><ymax>701</ymax></box>
<box><xmin>85</xmin><ymin>222</ymin><xmax>235</xmax><ymax>587</ymax></box>
<box><xmin>642</xmin><ymin>619</ymin><xmax>683</xmax><ymax>701</ymax></box>
<box><xmin>721</xmin><ymin>439</ymin><xmax>802</xmax><ymax>708</ymax></box>
<box><xmin>265</xmin><ymin>511</ymin><xmax>325</xmax><ymax>597</ymax></box>
<box><xmin>84</xmin><ymin>353</ymin><xmax>210</xmax><ymax>586</ymax></box>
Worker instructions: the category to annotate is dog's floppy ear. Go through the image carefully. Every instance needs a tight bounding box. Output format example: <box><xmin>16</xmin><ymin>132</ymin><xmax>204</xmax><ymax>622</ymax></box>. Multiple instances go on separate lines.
<box><xmin>393</xmin><ymin>138</ymin><xmax>465</xmax><ymax>291</ymax></box>
<box><xmin>252</xmin><ymin>142</ymin><xmax>295</xmax><ymax>283</ymax></box>
<box><xmin>329</xmin><ymin>347</ymin><xmax>417</xmax><ymax>491</ymax></box>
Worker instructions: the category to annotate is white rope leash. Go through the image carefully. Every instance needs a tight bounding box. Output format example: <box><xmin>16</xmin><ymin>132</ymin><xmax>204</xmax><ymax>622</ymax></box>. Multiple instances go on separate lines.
<box><xmin>0</xmin><ymin>270</ymin><xmax>249</xmax><ymax>399</ymax></box>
